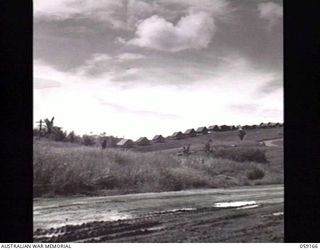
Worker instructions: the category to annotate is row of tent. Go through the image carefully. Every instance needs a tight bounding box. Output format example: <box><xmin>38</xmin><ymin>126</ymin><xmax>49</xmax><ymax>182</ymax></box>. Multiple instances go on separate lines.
<box><xmin>116</xmin><ymin>122</ymin><xmax>283</xmax><ymax>148</ymax></box>
<box><xmin>116</xmin><ymin>135</ymin><xmax>164</xmax><ymax>148</ymax></box>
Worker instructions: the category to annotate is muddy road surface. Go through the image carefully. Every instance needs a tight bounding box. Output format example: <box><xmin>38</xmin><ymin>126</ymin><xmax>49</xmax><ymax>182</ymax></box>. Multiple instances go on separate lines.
<box><xmin>34</xmin><ymin>184</ymin><xmax>283</xmax><ymax>243</ymax></box>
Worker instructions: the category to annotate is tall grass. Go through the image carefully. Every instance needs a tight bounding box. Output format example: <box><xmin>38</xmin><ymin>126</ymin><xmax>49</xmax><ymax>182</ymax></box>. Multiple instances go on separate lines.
<box><xmin>212</xmin><ymin>146</ymin><xmax>268</xmax><ymax>163</ymax></box>
<box><xmin>33</xmin><ymin>140</ymin><xmax>279</xmax><ymax>197</ymax></box>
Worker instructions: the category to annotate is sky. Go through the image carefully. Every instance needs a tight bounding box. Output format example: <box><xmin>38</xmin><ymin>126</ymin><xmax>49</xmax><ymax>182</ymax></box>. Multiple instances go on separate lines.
<box><xmin>33</xmin><ymin>0</ymin><xmax>283</xmax><ymax>140</ymax></box>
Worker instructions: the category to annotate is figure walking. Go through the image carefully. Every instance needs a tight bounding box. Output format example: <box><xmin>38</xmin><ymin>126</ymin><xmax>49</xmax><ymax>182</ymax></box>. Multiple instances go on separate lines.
<box><xmin>238</xmin><ymin>127</ymin><xmax>246</xmax><ymax>141</ymax></box>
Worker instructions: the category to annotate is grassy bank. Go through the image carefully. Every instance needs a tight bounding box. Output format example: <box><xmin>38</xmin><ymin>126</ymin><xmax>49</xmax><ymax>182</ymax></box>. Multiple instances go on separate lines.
<box><xmin>34</xmin><ymin>139</ymin><xmax>283</xmax><ymax>197</ymax></box>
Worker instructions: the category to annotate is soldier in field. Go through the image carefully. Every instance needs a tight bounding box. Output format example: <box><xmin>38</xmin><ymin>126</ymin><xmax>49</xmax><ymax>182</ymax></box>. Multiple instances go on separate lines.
<box><xmin>204</xmin><ymin>139</ymin><xmax>213</xmax><ymax>153</ymax></box>
<box><xmin>238</xmin><ymin>127</ymin><xmax>246</xmax><ymax>141</ymax></box>
<box><xmin>101</xmin><ymin>138</ymin><xmax>107</xmax><ymax>149</ymax></box>
<box><xmin>182</xmin><ymin>144</ymin><xmax>191</xmax><ymax>155</ymax></box>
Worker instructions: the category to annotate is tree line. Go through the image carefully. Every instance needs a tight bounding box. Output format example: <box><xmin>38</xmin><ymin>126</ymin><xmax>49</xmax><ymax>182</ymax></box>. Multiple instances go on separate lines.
<box><xmin>33</xmin><ymin>117</ymin><xmax>120</xmax><ymax>147</ymax></box>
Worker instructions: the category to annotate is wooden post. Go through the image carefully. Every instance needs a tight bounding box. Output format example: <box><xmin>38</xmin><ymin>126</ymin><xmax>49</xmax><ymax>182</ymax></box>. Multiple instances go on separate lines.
<box><xmin>36</xmin><ymin>119</ymin><xmax>43</xmax><ymax>138</ymax></box>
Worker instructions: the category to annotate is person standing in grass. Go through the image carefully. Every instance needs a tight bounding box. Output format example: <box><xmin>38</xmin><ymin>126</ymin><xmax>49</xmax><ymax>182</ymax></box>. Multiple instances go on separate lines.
<box><xmin>238</xmin><ymin>127</ymin><xmax>246</xmax><ymax>141</ymax></box>
<box><xmin>204</xmin><ymin>139</ymin><xmax>213</xmax><ymax>153</ymax></box>
<box><xmin>101</xmin><ymin>139</ymin><xmax>107</xmax><ymax>149</ymax></box>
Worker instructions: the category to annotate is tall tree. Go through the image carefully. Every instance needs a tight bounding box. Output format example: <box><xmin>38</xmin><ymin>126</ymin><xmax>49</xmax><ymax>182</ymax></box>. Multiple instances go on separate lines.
<box><xmin>44</xmin><ymin>116</ymin><xmax>54</xmax><ymax>134</ymax></box>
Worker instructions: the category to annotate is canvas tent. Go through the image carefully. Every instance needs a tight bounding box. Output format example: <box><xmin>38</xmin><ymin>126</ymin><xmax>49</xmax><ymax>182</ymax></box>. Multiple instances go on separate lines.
<box><xmin>184</xmin><ymin>128</ymin><xmax>197</xmax><ymax>137</ymax></box>
<box><xmin>196</xmin><ymin>127</ymin><xmax>208</xmax><ymax>135</ymax></box>
<box><xmin>152</xmin><ymin>135</ymin><xmax>165</xmax><ymax>143</ymax></box>
<box><xmin>136</xmin><ymin>137</ymin><xmax>150</xmax><ymax>146</ymax></box>
<box><xmin>171</xmin><ymin>131</ymin><xmax>184</xmax><ymax>139</ymax></box>
<box><xmin>219</xmin><ymin>125</ymin><xmax>231</xmax><ymax>131</ymax></box>
<box><xmin>116</xmin><ymin>139</ymin><xmax>134</xmax><ymax>148</ymax></box>
<box><xmin>208</xmin><ymin>125</ymin><xmax>221</xmax><ymax>132</ymax></box>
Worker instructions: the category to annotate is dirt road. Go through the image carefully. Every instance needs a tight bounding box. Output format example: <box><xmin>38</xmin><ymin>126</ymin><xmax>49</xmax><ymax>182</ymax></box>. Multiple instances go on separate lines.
<box><xmin>34</xmin><ymin>184</ymin><xmax>283</xmax><ymax>242</ymax></box>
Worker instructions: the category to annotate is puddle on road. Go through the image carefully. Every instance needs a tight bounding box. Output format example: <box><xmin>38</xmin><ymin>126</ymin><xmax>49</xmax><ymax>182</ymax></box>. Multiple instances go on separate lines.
<box><xmin>261</xmin><ymin>211</ymin><xmax>284</xmax><ymax>218</ymax></box>
<box><xmin>33</xmin><ymin>210</ymin><xmax>132</xmax><ymax>231</ymax></box>
<box><xmin>163</xmin><ymin>208</ymin><xmax>197</xmax><ymax>213</ymax></box>
<box><xmin>236</xmin><ymin>204</ymin><xmax>259</xmax><ymax>210</ymax></box>
<box><xmin>213</xmin><ymin>201</ymin><xmax>257</xmax><ymax>208</ymax></box>
<box><xmin>272</xmin><ymin>212</ymin><xmax>284</xmax><ymax>216</ymax></box>
<box><xmin>148</xmin><ymin>225</ymin><xmax>166</xmax><ymax>231</ymax></box>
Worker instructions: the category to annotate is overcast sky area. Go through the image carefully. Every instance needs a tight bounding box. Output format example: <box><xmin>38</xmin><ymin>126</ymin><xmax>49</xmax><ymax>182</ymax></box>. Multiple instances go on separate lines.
<box><xmin>34</xmin><ymin>0</ymin><xmax>283</xmax><ymax>139</ymax></box>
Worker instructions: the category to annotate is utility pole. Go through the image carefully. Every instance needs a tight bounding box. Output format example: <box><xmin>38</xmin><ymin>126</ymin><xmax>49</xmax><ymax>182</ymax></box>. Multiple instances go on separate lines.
<box><xmin>36</xmin><ymin>119</ymin><xmax>43</xmax><ymax>138</ymax></box>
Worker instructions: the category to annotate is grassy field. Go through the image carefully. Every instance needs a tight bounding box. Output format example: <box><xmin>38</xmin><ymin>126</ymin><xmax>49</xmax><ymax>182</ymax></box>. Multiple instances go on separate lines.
<box><xmin>132</xmin><ymin>127</ymin><xmax>283</xmax><ymax>152</ymax></box>
<box><xmin>33</xmin><ymin>128</ymin><xmax>283</xmax><ymax>197</ymax></box>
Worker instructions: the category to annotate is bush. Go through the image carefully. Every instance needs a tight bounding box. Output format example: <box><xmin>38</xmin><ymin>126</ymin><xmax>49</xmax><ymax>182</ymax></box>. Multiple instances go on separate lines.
<box><xmin>82</xmin><ymin>135</ymin><xmax>96</xmax><ymax>146</ymax></box>
<box><xmin>247</xmin><ymin>168</ymin><xmax>265</xmax><ymax>180</ymax></box>
<box><xmin>51</xmin><ymin>129</ymin><xmax>67</xmax><ymax>142</ymax></box>
<box><xmin>67</xmin><ymin>131</ymin><xmax>75</xmax><ymax>143</ymax></box>
<box><xmin>212</xmin><ymin>147</ymin><xmax>268</xmax><ymax>163</ymax></box>
<box><xmin>33</xmin><ymin>128</ymin><xmax>40</xmax><ymax>137</ymax></box>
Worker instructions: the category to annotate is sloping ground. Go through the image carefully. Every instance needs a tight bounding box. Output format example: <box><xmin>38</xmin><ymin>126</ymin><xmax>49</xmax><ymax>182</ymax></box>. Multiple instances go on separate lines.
<box><xmin>33</xmin><ymin>143</ymin><xmax>283</xmax><ymax>196</ymax></box>
<box><xmin>132</xmin><ymin>128</ymin><xmax>283</xmax><ymax>152</ymax></box>
<box><xmin>33</xmin><ymin>127</ymin><xmax>283</xmax><ymax>197</ymax></box>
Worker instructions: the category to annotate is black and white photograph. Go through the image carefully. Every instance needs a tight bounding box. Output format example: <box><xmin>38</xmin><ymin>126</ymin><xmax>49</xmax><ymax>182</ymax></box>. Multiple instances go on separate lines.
<box><xmin>33</xmin><ymin>0</ymin><xmax>284</xmax><ymax>243</ymax></box>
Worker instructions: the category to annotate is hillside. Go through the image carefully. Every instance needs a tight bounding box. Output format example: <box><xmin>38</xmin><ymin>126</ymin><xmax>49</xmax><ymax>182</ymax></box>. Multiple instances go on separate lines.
<box><xmin>132</xmin><ymin>127</ymin><xmax>283</xmax><ymax>153</ymax></box>
<box><xmin>33</xmin><ymin>127</ymin><xmax>283</xmax><ymax>197</ymax></box>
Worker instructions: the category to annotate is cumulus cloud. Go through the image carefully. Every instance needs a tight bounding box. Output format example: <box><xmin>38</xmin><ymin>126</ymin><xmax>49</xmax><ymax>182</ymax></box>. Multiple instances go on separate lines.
<box><xmin>34</xmin><ymin>0</ymin><xmax>127</xmax><ymax>29</ymax></box>
<box><xmin>34</xmin><ymin>0</ymin><xmax>231</xmax><ymax>33</ymax></box>
<box><xmin>75</xmin><ymin>53</ymin><xmax>112</xmax><ymax>76</ymax></box>
<box><xmin>74</xmin><ymin>52</ymin><xmax>146</xmax><ymax>77</ymax></box>
<box><xmin>34</xmin><ymin>0</ymin><xmax>181</xmax><ymax>30</ymax></box>
<box><xmin>158</xmin><ymin>0</ymin><xmax>231</xmax><ymax>17</ymax></box>
<box><xmin>34</xmin><ymin>0</ymin><xmax>283</xmax><ymax>138</ymax></box>
<box><xmin>116</xmin><ymin>53</ymin><xmax>145</xmax><ymax>61</ymax></box>
<box><xmin>85</xmin><ymin>53</ymin><xmax>112</xmax><ymax>64</ymax></box>
<box><xmin>123</xmin><ymin>12</ymin><xmax>215</xmax><ymax>52</ymax></box>
<box><xmin>258</xmin><ymin>2</ymin><xmax>282</xmax><ymax>28</ymax></box>
<box><xmin>34</xmin><ymin>59</ymin><xmax>75</xmax><ymax>86</ymax></box>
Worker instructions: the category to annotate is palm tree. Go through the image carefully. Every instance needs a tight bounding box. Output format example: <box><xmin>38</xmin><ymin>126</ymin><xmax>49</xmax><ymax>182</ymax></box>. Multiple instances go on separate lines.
<box><xmin>44</xmin><ymin>117</ymin><xmax>54</xmax><ymax>134</ymax></box>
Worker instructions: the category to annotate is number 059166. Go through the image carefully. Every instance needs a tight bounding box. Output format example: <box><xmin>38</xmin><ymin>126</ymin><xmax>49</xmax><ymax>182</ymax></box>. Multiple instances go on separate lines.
<box><xmin>300</xmin><ymin>244</ymin><xmax>318</xmax><ymax>248</ymax></box>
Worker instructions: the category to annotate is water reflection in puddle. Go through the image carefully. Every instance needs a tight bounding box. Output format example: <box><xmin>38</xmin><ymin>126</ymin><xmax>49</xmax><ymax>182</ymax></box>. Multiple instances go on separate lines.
<box><xmin>236</xmin><ymin>204</ymin><xmax>259</xmax><ymax>210</ymax></box>
<box><xmin>213</xmin><ymin>201</ymin><xmax>257</xmax><ymax>208</ymax></box>
<box><xmin>261</xmin><ymin>211</ymin><xmax>283</xmax><ymax>218</ymax></box>
<box><xmin>33</xmin><ymin>210</ymin><xmax>132</xmax><ymax>231</ymax></box>
<box><xmin>272</xmin><ymin>212</ymin><xmax>283</xmax><ymax>216</ymax></box>
<box><xmin>164</xmin><ymin>208</ymin><xmax>197</xmax><ymax>213</ymax></box>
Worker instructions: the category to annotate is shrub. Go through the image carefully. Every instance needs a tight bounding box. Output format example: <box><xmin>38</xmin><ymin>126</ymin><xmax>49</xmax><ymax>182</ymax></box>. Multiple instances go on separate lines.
<box><xmin>33</xmin><ymin>128</ymin><xmax>40</xmax><ymax>137</ymax></box>
<box><xmin>66</xmin><ymin>131</ymin><xmax>79</xmax><ymax>143</ymax></box>
<box><xmin>212</xmin><ymin>147</ymin><xmax>268</xmax><ymax>163</ymax></box>
<box><xmin>247</xmin><ymin>168</ymin><xmax>265</xmax><ymax>180</ymax></box>
<box><xmin>82</xmin><ymin>135</ymin><xmax>96</xmax><ymax>146</ymax></box>
<box><xmin>51</xmin><ymin>128</ymin><xmax>67</xmax><ymax>141</ymax></box>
